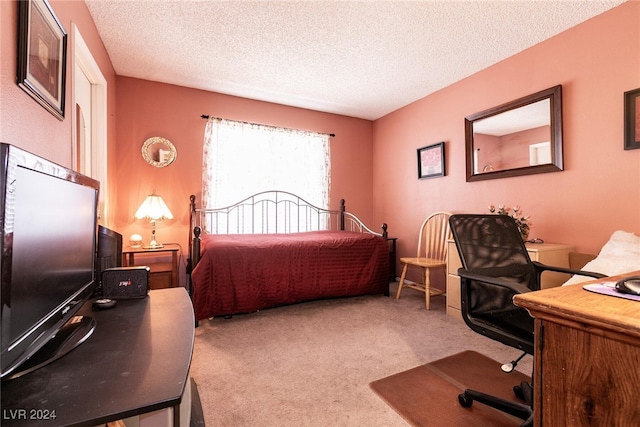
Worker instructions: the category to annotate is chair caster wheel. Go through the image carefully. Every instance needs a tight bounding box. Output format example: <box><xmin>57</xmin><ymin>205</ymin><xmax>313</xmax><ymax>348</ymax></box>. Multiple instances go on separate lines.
<box><xmin>458</xmin><ymin>393</ymin><xmax>473</xmax><ymax>408</ymax></box>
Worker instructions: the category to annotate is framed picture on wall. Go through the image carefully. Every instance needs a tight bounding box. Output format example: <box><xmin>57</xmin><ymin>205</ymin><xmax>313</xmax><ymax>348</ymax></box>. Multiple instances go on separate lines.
<box><xmin>17</xmin><ymin>0</ymin><xmax>67</xmax><ymax>120</ymax></box>
<box><xmin>624</xmin><ymin>88</ymin><xmax>640</xmax><ymax>150</ymax></box>
<box><xmin>417</xmin><ymin>142</ymin><xmax>445</xmax><ymax>179</ymax></box>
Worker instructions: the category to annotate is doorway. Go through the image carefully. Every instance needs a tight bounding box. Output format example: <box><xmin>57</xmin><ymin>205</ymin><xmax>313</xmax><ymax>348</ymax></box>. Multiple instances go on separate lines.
<box><xmin>72</xmin><ymin>24</ymin><xmax>108</xmax><ymax>224</ymax></box>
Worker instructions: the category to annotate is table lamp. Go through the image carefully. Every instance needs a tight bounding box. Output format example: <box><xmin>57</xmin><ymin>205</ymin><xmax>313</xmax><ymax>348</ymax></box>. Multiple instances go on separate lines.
<box><xmin>134</xmin><ymin>193</ymin><xmax>173</xmax><ymax>248</ymax></box>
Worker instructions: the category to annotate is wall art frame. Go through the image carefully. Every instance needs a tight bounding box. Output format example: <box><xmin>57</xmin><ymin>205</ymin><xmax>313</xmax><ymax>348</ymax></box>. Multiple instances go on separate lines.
<box><xmin>17</xmin><ymin>0</ymin><xmax>67</xmax><ymax>120</ymax></box>
<box><xmin>624</xmin><ymin>88</ymin><xmax>640</xmax><ymax>150</ymax></box>
<box><xmin>417</xmin><ymin>141</ymin><xmax>445</xmax><ymax>179</ymax></box>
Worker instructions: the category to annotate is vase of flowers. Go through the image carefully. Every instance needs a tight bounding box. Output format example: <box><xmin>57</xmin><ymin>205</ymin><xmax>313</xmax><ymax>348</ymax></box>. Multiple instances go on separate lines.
<box><xmin>488</xmin><ymin>204</ymin><xmax>531</xmax><ymax>241</ymax></box>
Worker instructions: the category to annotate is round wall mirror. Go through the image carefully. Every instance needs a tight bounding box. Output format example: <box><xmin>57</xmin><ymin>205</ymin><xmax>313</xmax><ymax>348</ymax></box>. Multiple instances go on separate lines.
<box><xmin>142</xmin><ymin>137</ymin><xmax>177</xmax><ymax>168</ymax></box>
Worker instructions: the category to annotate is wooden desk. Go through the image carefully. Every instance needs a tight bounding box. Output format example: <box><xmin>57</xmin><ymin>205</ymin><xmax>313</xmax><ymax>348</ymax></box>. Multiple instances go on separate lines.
<box><xmin>513</xmin><ymin>271</ymin><xmax>640</xmax><ymax>426</ymax></box>
<box><xmin>1</xmin><ymin>288</ymin><xmax>195</xmax><ymax>426</ymax></box>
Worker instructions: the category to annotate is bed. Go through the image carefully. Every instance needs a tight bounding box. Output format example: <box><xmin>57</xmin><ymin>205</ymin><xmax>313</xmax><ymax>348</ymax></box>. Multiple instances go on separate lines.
<box><xmin>188</xmin><ymin>191</ymin><xmax>390</xmax><ymax>320</ymax></box>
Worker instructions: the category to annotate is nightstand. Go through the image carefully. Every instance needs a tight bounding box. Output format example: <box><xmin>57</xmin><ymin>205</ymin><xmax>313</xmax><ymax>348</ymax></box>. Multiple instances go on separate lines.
<box><xmin>122</xmin><ymin>244</ymin><xmax>180</xmax><ymax>289</ymax></box>
<box><xmin>387</xmin><ymin>237</ymin><xmax>397</xmax><ymax>281</ymax></box>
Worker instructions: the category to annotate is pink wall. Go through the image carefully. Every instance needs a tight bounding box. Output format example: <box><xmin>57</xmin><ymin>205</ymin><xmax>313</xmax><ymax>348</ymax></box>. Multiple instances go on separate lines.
<box><xmin>2</xmin><ymin>1</ymin><xmax>638</xmax><ymax>289</ymax></box>
<box><xmin>0</xmin><ymin>0</ymin><xmax>118</xmax><ymax>224</ymax></box>
<box><xmin>373</xmin><ymin>0</ymin><xmax>640</xmax><ymax>275</ymax></box>
<box><xmin>114</xmin><ymin>78</ymin><xmax>375</xmax><ymax>257</ymax></box>
<box><xmin>495</xmin><ymin>126</ymin><xmax>550</xmax><ymax>170</ymax></box>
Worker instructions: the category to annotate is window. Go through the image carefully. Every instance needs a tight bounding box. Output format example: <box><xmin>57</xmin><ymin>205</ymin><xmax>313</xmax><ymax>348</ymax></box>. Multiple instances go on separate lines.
<box><xmin>202</xmin><ymin>118</ymin><xmax>331</xmax><ymax>213</ymax></box>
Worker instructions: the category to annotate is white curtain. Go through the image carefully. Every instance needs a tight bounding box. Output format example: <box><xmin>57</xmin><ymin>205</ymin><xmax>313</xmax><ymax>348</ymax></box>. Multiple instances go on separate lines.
<box><xmin>202</xmin><ymin>118</ymin><xmax>331</xmax><ymax>211</ymax></box>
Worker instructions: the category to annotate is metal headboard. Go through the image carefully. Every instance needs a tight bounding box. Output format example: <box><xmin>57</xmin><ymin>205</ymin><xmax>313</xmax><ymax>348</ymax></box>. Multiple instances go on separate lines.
<box><xmin>190</xmin><ymin>190</ymin><xmax>344</xmax><ymax>235</ymax></box>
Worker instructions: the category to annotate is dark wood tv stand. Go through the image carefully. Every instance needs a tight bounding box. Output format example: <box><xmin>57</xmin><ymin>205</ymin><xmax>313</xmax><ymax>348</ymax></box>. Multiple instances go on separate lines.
<box><xmin>2</xmin><ymin>288</ymin><xmax>201</xmax><ymax>427</ymax></box>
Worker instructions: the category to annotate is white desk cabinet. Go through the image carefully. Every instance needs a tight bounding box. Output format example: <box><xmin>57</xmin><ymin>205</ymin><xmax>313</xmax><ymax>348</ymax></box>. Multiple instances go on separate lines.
<box><xmin>446</xmin><ymin>241</ymin><xmax>574</xmax><ymax>320</ymax></box>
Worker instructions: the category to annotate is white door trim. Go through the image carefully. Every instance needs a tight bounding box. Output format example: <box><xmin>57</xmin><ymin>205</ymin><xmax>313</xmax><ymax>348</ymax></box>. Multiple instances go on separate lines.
<box><xmin>72</xmin><ymin>24</ymin><xmax>109</xmax><ymax>224</ymax></box>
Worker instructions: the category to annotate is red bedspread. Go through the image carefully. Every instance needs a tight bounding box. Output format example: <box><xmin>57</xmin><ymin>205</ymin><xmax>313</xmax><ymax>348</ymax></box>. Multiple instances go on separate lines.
<box><xmin>191</xmin><ymin>231</ymin><xmax>389</xmax><ymax>319</ymax></box>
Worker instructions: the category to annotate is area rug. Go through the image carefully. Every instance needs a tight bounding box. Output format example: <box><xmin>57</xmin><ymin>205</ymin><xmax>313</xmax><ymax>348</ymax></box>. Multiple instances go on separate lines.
<box><xmin>370</xmin><ymin>350</ymin><xmax>531</xmax><ymax>426</ymax></box>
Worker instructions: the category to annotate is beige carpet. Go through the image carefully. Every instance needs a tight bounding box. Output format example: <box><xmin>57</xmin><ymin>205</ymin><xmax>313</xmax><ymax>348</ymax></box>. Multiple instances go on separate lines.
<box><xmin>370</xmin><ymin>350</ymin><xmax>530</xmax><ymax>426</ymax></box>
<box><xmin>189</xmin><ymin>283</ymin><xmax>533</xmax><ymax>426</ymax></box>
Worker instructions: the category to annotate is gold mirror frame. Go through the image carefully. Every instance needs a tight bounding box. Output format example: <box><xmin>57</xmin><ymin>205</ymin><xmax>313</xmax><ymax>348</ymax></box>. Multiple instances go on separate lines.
<box><xmin>142</xmin><ymin>137</ymin><xmax>177</xmax><ymax>168</ymax></box>
<box><xmin>465</xmin><ymin>85</ymin><xmax>563</xmax><ymax>182</ymax></box>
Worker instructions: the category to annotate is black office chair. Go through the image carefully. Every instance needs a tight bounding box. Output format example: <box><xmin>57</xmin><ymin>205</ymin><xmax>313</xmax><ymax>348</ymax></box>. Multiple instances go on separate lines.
<box><xmin>448</xmin><ymin>214</ymin><xmax>605</xmax><ymax>426</ymax></box>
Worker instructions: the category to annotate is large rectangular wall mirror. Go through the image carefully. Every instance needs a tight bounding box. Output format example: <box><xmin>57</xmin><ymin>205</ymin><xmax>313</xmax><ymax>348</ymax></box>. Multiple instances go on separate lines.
<box><xmin>465</xmin><ymin>85</ymin><xmax>563</xmax><ymax>182</ymax></box>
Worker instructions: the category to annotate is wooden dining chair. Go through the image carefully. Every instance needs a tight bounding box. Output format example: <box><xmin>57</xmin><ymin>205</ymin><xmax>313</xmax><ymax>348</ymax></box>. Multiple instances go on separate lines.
<box><xmin>395</xmin><ymin>212</ymin><xmax>451</xmax><ymax>309</ymax></box>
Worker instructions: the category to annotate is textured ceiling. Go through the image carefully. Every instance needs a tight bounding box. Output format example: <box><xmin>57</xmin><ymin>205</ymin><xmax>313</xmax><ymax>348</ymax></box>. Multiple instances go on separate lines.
<box><xmin>85</xmin><ymin>0</ymin><xmax>625</xmax><ymax>120</ymax></box>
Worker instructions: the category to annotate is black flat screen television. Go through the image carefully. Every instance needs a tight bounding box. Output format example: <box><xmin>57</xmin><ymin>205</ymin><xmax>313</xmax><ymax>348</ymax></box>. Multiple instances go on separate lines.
<box><xmin>1</xmin><ymin>143</ymin><xmax>100</xmax><ymax>380</ymax></box>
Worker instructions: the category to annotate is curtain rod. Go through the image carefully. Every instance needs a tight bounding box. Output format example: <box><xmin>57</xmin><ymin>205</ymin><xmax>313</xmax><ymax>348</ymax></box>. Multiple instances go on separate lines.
<box><xmin>201</xmin><ymin>115</ymin><xmax>335</xmax><ymax>138</ymax></box>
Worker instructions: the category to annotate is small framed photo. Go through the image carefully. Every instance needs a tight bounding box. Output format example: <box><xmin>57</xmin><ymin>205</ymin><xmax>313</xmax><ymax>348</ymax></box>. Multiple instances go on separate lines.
<box><xmin>417</xmin><ymin>142</ymin><xmax>445</xmax><ymax>179</ymax></box>
<box><xmin>624</xmin><ymin>88</ymin><xmax>640</xmax><ymax>150</ymax></box>
<box><xmin>17</xmin><ymin>0</ymin><xmax>67</xmax><ymax>120</ymax></box>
